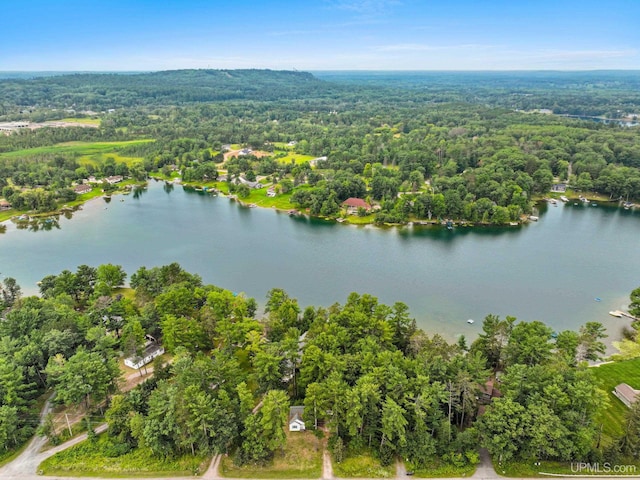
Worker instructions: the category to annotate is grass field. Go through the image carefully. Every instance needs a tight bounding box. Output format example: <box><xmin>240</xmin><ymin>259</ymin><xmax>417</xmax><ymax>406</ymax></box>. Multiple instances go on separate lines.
<box><xmin>407</xmin><ymin>458</ymin><xmax>476</xmax><ymax>478</ymax></box>
<box><xmin>59</xmin><ymin>117</ymin><xmax>102</xmax><ymax>125</ymax></box>
<box><xmin>78</xmin><ymin>153</ymin><xmax>145</xmax><ymax>167</ymax></box>
<box><xmin>591</xmin><ymin>358</ymin><xmax>640</xmax><ymax>443</ymax></box>
<box><xmin>332</xmin><ymin>450</ymin><xmax>395</xmax><ymax>478</ymax></box>
<box><xmin>499</xmin><ymin>459</ymin><xmax>640</xmax><ymax>477</ymax></box>
<box><xmin>274</xmin><ymin>152</ymin><xmax>315</xmax><ymax>165</ymax></box>
<box><xmin>39</xmin><ymin>434</ymin><xmax>210</xmax><ymax>477</ymax></box>
<box><xmin>220</xmin><ymin>431</ymin><xmax>323</xmax><ymax>478</ymax></box>
<box><xmin>0</xmin><ymin>139</ymin><xmax>154</xmax><ymax>160</ymax></box>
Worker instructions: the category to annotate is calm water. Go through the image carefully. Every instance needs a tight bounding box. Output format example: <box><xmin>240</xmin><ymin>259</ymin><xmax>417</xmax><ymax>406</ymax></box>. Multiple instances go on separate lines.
<box><xmin>2</xmin><ymin>181</ymin><xmax>639</xmax><ymax>343</ymax></box>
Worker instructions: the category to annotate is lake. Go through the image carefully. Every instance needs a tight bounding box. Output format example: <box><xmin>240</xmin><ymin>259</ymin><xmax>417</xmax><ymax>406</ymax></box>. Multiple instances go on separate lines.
<box><xmin>1</xmin><ymin>181</ymin><xmax>639</xmax><ymax>344</ymax></box>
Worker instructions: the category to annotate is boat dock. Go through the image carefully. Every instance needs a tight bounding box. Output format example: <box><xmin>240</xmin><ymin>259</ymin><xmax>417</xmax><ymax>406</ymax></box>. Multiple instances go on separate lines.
<box><xmin>609</xmin><ymin>310</ymin><xmax>639</xmax><ymax>321</ymax></box>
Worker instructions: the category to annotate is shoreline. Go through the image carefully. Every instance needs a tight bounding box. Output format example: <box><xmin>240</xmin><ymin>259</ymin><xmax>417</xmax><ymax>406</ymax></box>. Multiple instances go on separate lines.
<box><xmin>2</xmin><ymin>178</ymin><xmax>636</xmax><ymax>233</ymax></box>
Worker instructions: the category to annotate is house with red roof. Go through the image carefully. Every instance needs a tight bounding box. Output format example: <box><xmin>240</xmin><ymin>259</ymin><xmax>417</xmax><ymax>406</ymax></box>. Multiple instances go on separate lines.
<box><xmin>342</xmin><ymin>197</ymin><xmax>371</xmax><ymax>215</ymax></box>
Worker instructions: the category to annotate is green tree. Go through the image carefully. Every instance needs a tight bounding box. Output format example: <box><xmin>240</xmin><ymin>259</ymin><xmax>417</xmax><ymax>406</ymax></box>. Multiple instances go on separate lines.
<box><xmin>619</xmin><ymin>398</ymin><xmax>640</xmax><ymax>457</ymax></box>
<box><xmin>260</xmin><ymin>389</ymin><xmax>289</xmax><ymax>453</ymax></box>
<box><xmin>45</xmin><ymin>348</ymin><xmax>119</xmax><ymax>409</ymax></box>
<box><xmin>96</xmin><ymin>263</ymin><xmax>127</xmax><ymax>290</ymax></box>
<box><xmin>380</xmin><ymin>396</ymin><xmax>408</xmax><ymax>450</ymax></box>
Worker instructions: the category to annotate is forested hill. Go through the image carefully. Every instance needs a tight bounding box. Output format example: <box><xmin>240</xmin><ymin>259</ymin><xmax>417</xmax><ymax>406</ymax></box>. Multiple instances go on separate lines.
<box><xmin>0</xmin><ymin>69</ymin><xmax>341</xmax><ymax>109</ymax></box>
<box><xmin>315</xmin><ymin>70</ymin><xmax>640</xmax><ymax>117</ymax></box>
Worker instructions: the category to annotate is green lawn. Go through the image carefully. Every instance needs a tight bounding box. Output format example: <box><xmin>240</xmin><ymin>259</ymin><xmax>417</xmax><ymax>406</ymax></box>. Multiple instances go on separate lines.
<box><xmin>238</xmin><ymin>187</ymin><xmax>298</xmax><ymax>210</ymax></box>
<box><xmin>591</xmin><ymin>358</ymin><xmax>640</xmax><ymax>444</ymax></box>
<box><xmin>220</xmin><ymin>431</ymin><xmax>323</xmax><ymax>478</ymax></box>
<box><xmin>39</xmin><ymin>434</ymin><xmax>210</xmax><ymax>477</ymax></box>
<box><xmin>344</xmin><ymin>214</ymin><xmax>376</xmax><ymax>225</ymax></box>
<box><xmin>0</xmin><ymin>139</ymin><xmax>154</xmax><ymax>160</ymax></box>
<box><xmin>59</xmin><ymin>117</ymin><xmax>102</xmax><ymax>125</ymax></box>
<box><xmin>498</xmin><ymin>459</ymin><xmax>640</xmax><ymax>477</ymax></box>
<box><xmin>275</xmin><ymin>153</ymin><xmax>315</xmax><ymax>165</ymax></box>
<box><xmin>332</xmin><ymin>450</ymin><xmax>395</xmax><ymax>478</ymax></box>
<box><xmin>78</xmin><ymin>153</ymin><xmax>145</xmax><ymax>167</ymax></box>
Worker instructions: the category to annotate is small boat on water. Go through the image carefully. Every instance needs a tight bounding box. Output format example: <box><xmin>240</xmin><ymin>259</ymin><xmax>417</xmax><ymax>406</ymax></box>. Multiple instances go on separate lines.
<box><xmin>548</xmin><ymin>198</ymin><xmax>557</xmax><ymax>205</ymax></box>
<box><xmin>560</xmin><ymin>196</ymin><xmax>569</xmax><ymax>202</ymax></box>
<box><xmin>609</xmin><ymin>311</ymin><xmax>623</xmax><ymax>318</ymax></box>
<box><xmin>529</xmin><ymin>215</ymin><xmax>539</xmax><ymax>221</ymax></box>
<box><xmin>595</xmin><ymin>297</ymin><xmax>602</xmax><ymax>302</ymax></box>
<box><xmin>467</xmin><ymin>319</ymin><xmax>475</xmax><ymax>324</ymax></box>
<box><xmin>248</xmin><ymin>203</ymin><xmax>257</xmax><ymax>208</ymax></box>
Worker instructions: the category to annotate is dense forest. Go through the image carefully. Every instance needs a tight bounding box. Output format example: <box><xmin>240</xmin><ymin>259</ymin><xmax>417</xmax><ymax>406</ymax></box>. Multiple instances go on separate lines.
<box><xmin>1</xmin><ymin>70</ymin><xmax>640</xmax><ymax>226</ymax></box>
<box><xmin>2</xmin><ymin>264</ymin><xmax>639</xmax><ymax>472</ymax></box>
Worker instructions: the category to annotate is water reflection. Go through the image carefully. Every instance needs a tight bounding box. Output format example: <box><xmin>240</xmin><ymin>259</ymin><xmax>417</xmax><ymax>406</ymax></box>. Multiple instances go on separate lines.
<box><xmin>133</xmin><ymin>186</ymin><xmax>147</xmax><ymax>199</ymax></box>
<box><xmin>163</xmin><ymin>182</ymin><xmax>174</xmax><ymax>194</ymax></box>
<box><xmin>14</xmin><ymin>216</ymin><xmax>61</xmax><ymax>232</ymax></box>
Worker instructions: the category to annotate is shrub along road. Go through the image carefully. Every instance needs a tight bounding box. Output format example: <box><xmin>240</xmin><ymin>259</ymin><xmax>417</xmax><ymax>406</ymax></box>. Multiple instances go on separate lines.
<box><xmin>0</xmin><ymin>398</ymin><xmax>626</xmax><ymax>480</ymax></box>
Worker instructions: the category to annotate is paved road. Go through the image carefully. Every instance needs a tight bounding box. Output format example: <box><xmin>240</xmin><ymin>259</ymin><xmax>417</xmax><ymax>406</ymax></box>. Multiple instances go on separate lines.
<box><xmin>474</xmin><ymin>449</ymin><xmax>498</xmax><ymax>479</ymax></box>
<box><xmin>1</xmin><ymin>399</ymin><xmax>637</xmax><ymax>480</ymax></box>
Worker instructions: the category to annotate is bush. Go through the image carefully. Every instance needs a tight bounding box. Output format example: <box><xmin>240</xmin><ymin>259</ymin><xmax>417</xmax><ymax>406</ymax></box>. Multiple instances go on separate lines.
<box><xmin>101</xmin><ymin>440</ymin><xmax>132</xmax><ymax>458</ymax></box>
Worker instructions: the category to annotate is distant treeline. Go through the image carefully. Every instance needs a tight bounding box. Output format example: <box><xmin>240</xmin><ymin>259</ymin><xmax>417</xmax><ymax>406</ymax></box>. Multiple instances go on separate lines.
<box><xmin>2</xmin><ymin>69</ymin><xmax>640</xmax><ymax>116</ymax></box>
<box><xmin>0</xmin><ymin>69</ymin><xmax>341</xmax><ymax>112</ymax></box>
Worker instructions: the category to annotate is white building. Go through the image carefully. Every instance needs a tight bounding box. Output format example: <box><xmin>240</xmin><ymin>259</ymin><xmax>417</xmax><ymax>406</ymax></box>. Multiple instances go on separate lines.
<box><xmin>289</xmin><ymin>406</ymin><xmax>305</xmax><ymax>432</ymax></box>
<box><xmin>124</xmin><ymin>343</ymin><xmax>165</xmax><ymax>370</ymax></box>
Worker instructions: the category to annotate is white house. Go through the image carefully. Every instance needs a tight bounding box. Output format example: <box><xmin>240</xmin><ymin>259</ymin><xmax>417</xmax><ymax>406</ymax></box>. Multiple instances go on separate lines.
<box><xmin>105</xmin><ymin>175</ymin><xmax>124</xmax><ymax>184</ymax></box>
<box><xmin>289</xmin><ymin>406</ymin><xmax>305</xmax><ymax>432</ymax></box>
<box><xmin>124</xmin><ymin>343</ymin><xmax>165</xmax><ymax>370</ymax></box>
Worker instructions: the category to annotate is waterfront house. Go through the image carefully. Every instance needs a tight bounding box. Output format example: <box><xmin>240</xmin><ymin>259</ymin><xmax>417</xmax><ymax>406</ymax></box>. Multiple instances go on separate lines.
<box><xmin>236</xmin><ymin>177</ymin><xmax>263</xmax><ymax>189</ymax></box>
<box><xmin>342</xmin><ymin>197</ymin><xmax>371</xmax><ymax>215</ymax></box>
<box><xmin>613</xmin><ymin>383</ymin><xmax>639</xmax><ymax>408</ymax></box>
<box><xmin>0</xmin><ymin>200</ymin><xmax>11</xmax><ymax>210</ymax></box>
<box><xmin>551</xmin><ymin>183</ymin><xmax>567</xmax><ymax>192</ymax></box>
<box><xmin>289</xmin><ymin>406</ymin><xmax>305</xmax><ymax>432</ymax></box>
<box><xmin>105</xmin><ymin>175</ymin><xmax>124</xmax><ymax>184</ymax></box>
<box><xmin>74</xmin><ymin>184</ymin><xmax>92</xmax><ymax>194</ymax></box>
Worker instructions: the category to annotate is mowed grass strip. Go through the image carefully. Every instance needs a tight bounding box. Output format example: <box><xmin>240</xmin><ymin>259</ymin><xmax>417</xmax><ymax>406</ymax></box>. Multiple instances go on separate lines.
<box><xmin>38</xmin><ymin>434</ymin><xmax>210</xmax><ymax>477</ymax></box>
<box><xmin>220</xmin><ymin>431</ymin><xmax>323</xmax><ymax>478</ymax></box>
<box><xmin>0</xmin><ymin>139</ymin><xmax>154</xmax><ymax>159</ymax></box>
<box><xmin>591</xmin><ymin>358</ymin><xmax>640</xmax><ymax>443</ymax></box>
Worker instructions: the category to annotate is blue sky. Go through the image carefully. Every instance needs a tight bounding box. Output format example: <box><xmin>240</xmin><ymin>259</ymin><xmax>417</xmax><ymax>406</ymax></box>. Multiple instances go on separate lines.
<box><xmin>3</xmin><ymin>0</ymin><xmax>639</xmax><ymax>71</ymax></box>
